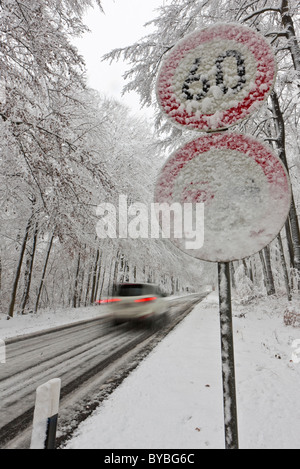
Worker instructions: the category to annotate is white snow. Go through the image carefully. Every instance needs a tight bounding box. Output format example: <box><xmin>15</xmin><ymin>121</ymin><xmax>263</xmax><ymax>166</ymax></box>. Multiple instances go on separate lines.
<box><xmin>60</xmin><ymin>292</ymin><xmax>300</xmax><ymax>450</ymax></box>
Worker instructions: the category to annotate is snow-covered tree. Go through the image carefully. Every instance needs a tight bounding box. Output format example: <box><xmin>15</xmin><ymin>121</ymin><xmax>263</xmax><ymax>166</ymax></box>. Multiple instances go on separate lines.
<box><xmin>103</xmin><ymin>0</ymin><xmax>299</xmax><ymax>299</ymax></box>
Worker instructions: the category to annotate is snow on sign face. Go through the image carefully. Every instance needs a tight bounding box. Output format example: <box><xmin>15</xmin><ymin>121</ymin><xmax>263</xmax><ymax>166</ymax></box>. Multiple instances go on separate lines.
<box><xmin>156</xmin><ymin>23</ymin><xmax>276</xmax><ymax>131</ymax></box>
<box><xmin>155</xmin><ymin>133</ymin><xmax>291</xmax><ymax>262</ymax></box>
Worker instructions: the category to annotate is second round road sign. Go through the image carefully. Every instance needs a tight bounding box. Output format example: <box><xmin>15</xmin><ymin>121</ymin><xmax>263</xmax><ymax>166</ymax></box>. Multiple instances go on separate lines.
<box><xmin>156</xmin><ymin>23</ymin><xmax>276</xmax><ymax>132</ymax></box>
<box><xmin>155</xmin><ymin>133</ymin><xmax>291</xmax><ymax>262</ymax></box>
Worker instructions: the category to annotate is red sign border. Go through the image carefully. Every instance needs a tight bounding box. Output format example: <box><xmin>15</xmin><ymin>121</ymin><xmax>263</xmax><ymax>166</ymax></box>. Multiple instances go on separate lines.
<box><xmin>155</xmin><ymin>133</ymin><xmax>291</xmax><ymax>262</ymax></box>
<box><xmin>156</xmin><ymin>23</ymin><xmax>277</xmax><ymax>131</ymax></box>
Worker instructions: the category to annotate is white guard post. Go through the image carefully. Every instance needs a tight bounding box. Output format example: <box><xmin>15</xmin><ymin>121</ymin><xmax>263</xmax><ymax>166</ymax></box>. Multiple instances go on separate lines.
<box><xmin>30</xmin><ymin>378</ymin><xmax>61</xmax><ymax>450</ymax></box>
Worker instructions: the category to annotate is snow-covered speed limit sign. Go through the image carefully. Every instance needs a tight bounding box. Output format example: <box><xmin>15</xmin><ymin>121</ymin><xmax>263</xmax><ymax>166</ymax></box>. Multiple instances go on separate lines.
<box><xmin>156</xmin><ymin>23</ymin><xmax>276</xmax><ymax>132</ymax></box>
<box><xmin>155</xmin><ymin>133</ymin><xmax>291</xmax><ymax>262</ymax></box>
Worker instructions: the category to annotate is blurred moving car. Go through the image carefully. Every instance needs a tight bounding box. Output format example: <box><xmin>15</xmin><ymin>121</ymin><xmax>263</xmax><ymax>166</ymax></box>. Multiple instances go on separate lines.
<box><xmin>106</xmin><ymin>282</ymin><xmax>168</xmax><ymax>328</ymax></box>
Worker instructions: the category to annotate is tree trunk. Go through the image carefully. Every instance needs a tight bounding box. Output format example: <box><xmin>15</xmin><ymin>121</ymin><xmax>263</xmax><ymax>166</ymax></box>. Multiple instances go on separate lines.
<box><xmin>72</xmin><ymin>251</ymin><xmax>81</xmax><ymax>308</ymax></box>
<box><xmin>280</xmin><ymin>0</ymin><xmax>300</xmax><ymax>74</ymax></box>
<box><xmin>112</xmin><ymin>256</ymin><xmax>120</xmax><ymax>296</ymax></box>
<box><xmin>230</xmin><ymin>262</ymin><xmax>236</xmax><ymax>289</ymax></box>
<box><xmin>21</xmin><ymin>222</ymin><xmax>38</xmax><ymax>314</ymax></box>
<box><xmin>35</xmin><ymin>233</ymin><xmax>54</xmax><ymax>313</ymax></box>
<box><xmin>77</xmin><ymin>267</ymin><xmax>85</xmax><ymax>307</ymax></box>
<box><xmin>118</xmin><ymin>254</ymin><xmax>125</xmax><ymax>284</ymax></box>
<box><xmin>248</xmin><ymin>259</ymin><xmax>254</xmax><ymax>283</ymax></box>
<box><xmin>271</xmin><ymin>90</ymin><xmax>300</xmax><ymax>274</ymax></box>
<box><xmin>107</xmin><ymin>256</ymin><xmax>115</xmax><ymax>297</ymax></box>
<box><xmin>90</xmin><ymin>249</ymin><xmax>100</xmax><ymax>304</ymax></box>
<box><xmin>84</xmin><ymin>269</ymin><xmax>92</xmax><ymax>307</ymax></box>
<box><xmin>277</xmin><ymin>233</ymin><xmax>292</xmax><ymax>301</ymax></box>
<box><xmin>94</xmin><ymin>261</ymin><xmax>102</xmax><ymax>302</ymax></box>
<box><xmin>285</xmin><ymin>218</ymin><xmax>295</xmax><ymax>269</ymax></box>
<box><xmin>242</xmin><ymin>259</ymin><xmax>250</xmax><ymax>279</ymax></box>
<box><xmin>99</xmin><ymin>265</ymin><xmax>106</xmax><ymax>299</ymax></box>
<box><xmin>8</xmin><ymin>217</ymin><xmax>32</xmax><ymax>317</ymax></box>
<box><xmin>259</xmin><ymin>249</ymin><xmax>274</xmax><ymax>296</ymax></box>
<box><xmin>125</xmin><ymin>260</ymin><xmax>130</xmax><ymax>282</ymax></box>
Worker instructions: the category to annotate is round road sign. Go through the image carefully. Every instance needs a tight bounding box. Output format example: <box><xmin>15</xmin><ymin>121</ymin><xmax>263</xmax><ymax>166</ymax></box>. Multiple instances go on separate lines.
<box><xmin>156</xmin><ymin>23</ymin><xmax>276</xmax><ymax>132</ymax></box>
<box><xmin>154</xmin><ymin>133</ymin><xmax>291</xmax><ymax>262</ymax></box>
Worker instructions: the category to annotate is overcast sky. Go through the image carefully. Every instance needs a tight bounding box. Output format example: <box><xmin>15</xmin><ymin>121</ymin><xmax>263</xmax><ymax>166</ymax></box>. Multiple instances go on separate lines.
<box><xmin>74</xmin><ymin>0</ymin><xmax>165</xmax><ymax>117</ymax></box>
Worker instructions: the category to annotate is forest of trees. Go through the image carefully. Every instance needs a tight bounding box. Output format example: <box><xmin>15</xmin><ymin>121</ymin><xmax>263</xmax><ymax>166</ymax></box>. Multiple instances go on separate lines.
<box><xmin>0</xmin><ymin>0</ymin><xmax>203</xmax><ymax>318</ymax></box>
<box><xmin>0</xmin><ymin>0</ymin><xmax>299</xmax><ymax>317</ymax></box>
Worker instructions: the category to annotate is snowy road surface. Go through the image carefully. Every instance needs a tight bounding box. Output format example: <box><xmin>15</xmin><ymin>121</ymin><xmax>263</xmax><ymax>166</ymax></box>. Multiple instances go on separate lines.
<box><xmin>3</xmin><ymin>291</ymin><xmax>300</xmax><ymax>449</ymax></box>
<box><xmin>0</xmin><ymin>294</ymin><xmax>205</xmax><ymax>447</ymax></box>
<box><xmin>64</xmin><ymin>292</ymin><xmax>300</xmax><ymax>450</ymax></box>
<box><xmin>0</xmin><ymin>318</ymin><xmax>142</xmax><ymax>443</ymax></box>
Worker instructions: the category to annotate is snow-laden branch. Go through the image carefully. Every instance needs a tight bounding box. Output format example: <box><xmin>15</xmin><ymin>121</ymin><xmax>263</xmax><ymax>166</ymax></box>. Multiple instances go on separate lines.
<box><xmin>242</xmin><ymin>7</ymin><xmax>281</xmax><ymax>22</ymax></box>
<box><xmin>265</xmin><ymin>30</ymin><xmax>289</xmax><ymax>37</ymax></box>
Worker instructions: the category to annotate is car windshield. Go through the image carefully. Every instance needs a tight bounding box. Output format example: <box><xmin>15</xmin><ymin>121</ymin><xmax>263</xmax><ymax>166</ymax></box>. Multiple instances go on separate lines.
<box><xmin>117</xmin><ymin>284</ymin><xmax>156</xmax><ymax>297</ymax></box>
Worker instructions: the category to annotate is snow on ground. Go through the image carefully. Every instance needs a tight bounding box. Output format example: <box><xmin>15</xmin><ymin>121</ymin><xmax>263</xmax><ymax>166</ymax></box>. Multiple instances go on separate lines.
<box><xmin>0</xmin><ymin>305</ymin><xmax>110</xmax><ymax>341</ymax></box>
<box><xmin>2</xmin><ymin>291</ymin><xmax>300</xmax><ymax>449</ymax></box>
<box><xmin>63</xmin><ymin>292</ymin><xmax>300</xmax><ymax>450</ymax></box>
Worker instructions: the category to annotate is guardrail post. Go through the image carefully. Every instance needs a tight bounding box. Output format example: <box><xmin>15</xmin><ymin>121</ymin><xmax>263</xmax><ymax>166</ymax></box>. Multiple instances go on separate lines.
<box><xmin>0</xmin><ymin>339</ymin><xmax>6</xmax><ymax>364</ymax></box>
<box><xmin>30</xmin><ymin>378</ymin><xmax>61</xmax><ymax>449</ymax></box>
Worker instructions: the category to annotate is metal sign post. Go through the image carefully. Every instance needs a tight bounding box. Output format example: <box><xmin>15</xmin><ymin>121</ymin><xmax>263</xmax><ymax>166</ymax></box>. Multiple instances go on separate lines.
<box><xmin>218</xmin><ymin>262</ymin><xmax>239</xmax><ymax>449</ymax></box>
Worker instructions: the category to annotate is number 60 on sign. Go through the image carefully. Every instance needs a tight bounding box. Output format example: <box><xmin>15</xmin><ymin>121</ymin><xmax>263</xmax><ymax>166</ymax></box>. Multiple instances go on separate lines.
<box><xmin>156</xmin><ymin>23</ymin><xmax>276</xmax><ymax>132</ymax></box>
